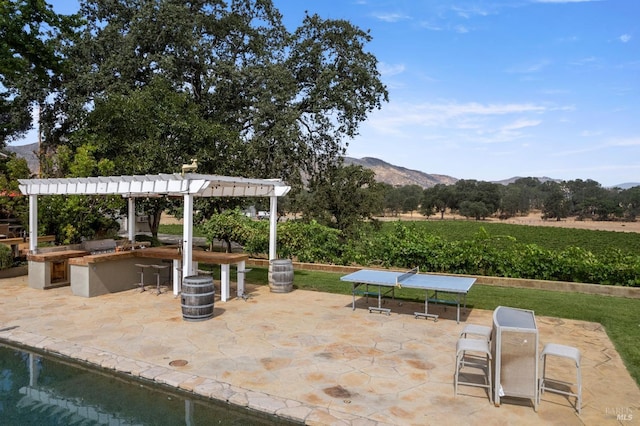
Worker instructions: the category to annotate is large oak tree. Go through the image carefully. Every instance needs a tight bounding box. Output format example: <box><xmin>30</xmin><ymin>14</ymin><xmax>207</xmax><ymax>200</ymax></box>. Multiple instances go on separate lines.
<box><xmin>42</xmin><ymin>0</ymin><xmax>388</xmax><ymax>189</ymax></box>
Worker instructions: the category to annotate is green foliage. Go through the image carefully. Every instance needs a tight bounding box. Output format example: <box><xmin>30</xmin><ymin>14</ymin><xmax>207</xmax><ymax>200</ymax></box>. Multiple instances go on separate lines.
<box><xmin>0</xmin><ymin>0</ymin><xmax>78</xmax><ymax>144</ymax></box>
<box><xmin>0</xmin><ymin>155</ymin><xmax>30</xmax><ymax>222</ymax></box>
<box><xmin>340</xmin><ymin>221</ymin><xmax>640</xmax><ymax>286</ymax></box>
<box><xmin>0</xmin><ymin>244</ymin><xmax>12</xmax><ymax>270</ymax></box>
<box><xmin>201</xmin><ymin>209</ymin><xmax>257</xmax><ymax>253</ymax></box>
<box><xmin>277</xmin><ymin>220</ymin><xmax>342</xmax><ymax>263</ymax></box>
<box><xmin>38</xmin><ymin>144</ymin><xmax>123</xmax><ymax>243</ymax></box>
<box><xmin>302</xmin><ymin>164</ymin><xmax>385</xmax><ymax>236</ymax></box>
<box><xmin>42</xmin><ymin>0</ymin><xmax>387</xmax><ymax>197</ymax></box>
<box><xmin>200</xmin><ymin>211</ymin><xmax>342</xmax><ymax>262</ymax></box>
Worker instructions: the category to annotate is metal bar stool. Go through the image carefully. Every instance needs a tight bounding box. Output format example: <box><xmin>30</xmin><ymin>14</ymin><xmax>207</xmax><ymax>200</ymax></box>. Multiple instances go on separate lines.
<box><xmin>538</xmin><ymin>343</ymin><xmax>582</xmax><ymax>414</ymax></box>
<box><xmin>150</xmin><ymin>264</ymin><xmax>169</xmax><ymax>295</ymax></box>
<box><xmin>460</xmin><ymin>324</ymin><xmax>492</xmax><ymax>342</ymax></box>
<box><xmin>134</xmin><ymin>264</ymin><xmax>152</xmax><ymax>292</ymax></box>
<box><xmin>454</xmin><ymin>337</ymin><xmax>492</xmax><ymax>403</ymax></box>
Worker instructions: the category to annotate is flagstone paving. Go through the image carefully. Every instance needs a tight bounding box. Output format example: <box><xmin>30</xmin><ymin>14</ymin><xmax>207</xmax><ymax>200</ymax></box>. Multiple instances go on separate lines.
<box><xmin>1</xmin><ymin>275</ymin><xmax>638</xmax><ymax>425</ymax></box>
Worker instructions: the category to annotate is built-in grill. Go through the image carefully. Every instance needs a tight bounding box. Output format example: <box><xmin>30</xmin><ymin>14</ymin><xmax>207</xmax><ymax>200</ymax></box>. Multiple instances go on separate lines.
<box><xmin>81</xmin><ymin>239</ymin><xmax>117</xmax><ymax>255</ymax></box>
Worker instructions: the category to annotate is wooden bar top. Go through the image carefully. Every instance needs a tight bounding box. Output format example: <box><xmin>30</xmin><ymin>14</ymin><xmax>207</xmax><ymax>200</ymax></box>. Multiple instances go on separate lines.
<box><xmin>66</xmin><ymin>246</ymin><xmax>248</xmax><ymax>266</ymax></box>
<box><xmin>135</xmin><ymin>247</ymin><xmax>249</xmax><ymax>263</ymax></box>
<box><xmin>68</xmin><ymin>250</ymin><xmax>135</xmax><ymax>265</ymax></box>
<box><xmin>28</xmin><ymin>250</ymin><xmax>89</xmax><ymax>262</ymax></box>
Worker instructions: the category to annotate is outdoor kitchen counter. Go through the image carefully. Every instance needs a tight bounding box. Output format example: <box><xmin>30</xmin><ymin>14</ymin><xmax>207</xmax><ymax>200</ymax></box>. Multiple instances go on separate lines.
<box><xmin>67</xmin><ymin>247</ymin><xmax>249</xmax><ymax>299</ymax></box>
<box><xmin>27</xmin><ymin>250</ymin><xmax>90</xmax><ymax>290</ymax></box>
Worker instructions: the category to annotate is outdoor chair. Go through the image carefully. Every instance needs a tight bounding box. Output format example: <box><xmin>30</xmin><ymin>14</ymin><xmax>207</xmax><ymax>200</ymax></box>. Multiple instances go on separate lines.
<box><xmin>150</xmin><ymin>264</ymin><xmax>169</xmax><ymax>295</ymax></box>
<box><xmin>459</xmin><ymin>324</ymin><xmax>492</xmax><ymax>342</ymax></box>
<box><xmin>538</xmin><ymin>343</ymin><xmax>582</xmax><ymax>414</ymax></box>
<box><xmin>454</xmin><ymin>337</ymin><xmax>492</xmax><ymax>403</ymax></box>
<box><xmin>134</xmin><ymin>264</ymin><xmax>152</xmax><ymax>292</ymax></box>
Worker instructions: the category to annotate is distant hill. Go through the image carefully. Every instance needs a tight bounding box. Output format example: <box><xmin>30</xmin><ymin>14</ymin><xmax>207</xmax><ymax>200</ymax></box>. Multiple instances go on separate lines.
<box><xmin>492</xmin><ymin>176</ymin><xmax>560</xmax><ymax>185</ymax></box>
<box><xmin>614</xmin><ymin>182</ymin><xmax>640</xmax><ymax>189</ymax></box>
<box><xmin>5</xmin><ymin>144</ymin><xmax>637</xmax><ymax>190</ymax></box>
<box><xmin>5</xmin><ymin>143</ymin><xmax>39</xmax><ymax>175</ymax></box>
<box><xmin>343</xmin><ymin>156</ymin><xmax>457</xmax><ymax>188</ymax></box>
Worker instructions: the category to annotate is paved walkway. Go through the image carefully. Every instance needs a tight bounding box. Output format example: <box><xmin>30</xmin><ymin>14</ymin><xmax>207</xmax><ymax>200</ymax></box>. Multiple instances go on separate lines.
<box><xmin>0</xmin><ymin>275</ymin><xmax>638</xmax><ymax>425</ymax></box>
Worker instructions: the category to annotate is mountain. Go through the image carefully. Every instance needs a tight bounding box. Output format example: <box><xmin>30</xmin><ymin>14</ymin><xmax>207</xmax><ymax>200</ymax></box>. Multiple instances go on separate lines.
<box><xmin>613</xmin><ymin>182</ymin><xmax>640</xmax><ymax>189</ymax></box>
<box><xmin>6</xmin><ymin>145</ymin><xmax>636</xmax><ymax>190</ymax></box>
<box><xmin>492</xmin><ymin>176</ymin><xmax>559</xmax><ymax>185</ymax></box>
<box><xmin>5</xmin><ymin>143</ymin><xmax>39</xmax><ymax>174</ymax></box>
<box><xmin>343</xmin><ymin>156</ymin><xmax>457</xmax><ymax>188</ymax></box>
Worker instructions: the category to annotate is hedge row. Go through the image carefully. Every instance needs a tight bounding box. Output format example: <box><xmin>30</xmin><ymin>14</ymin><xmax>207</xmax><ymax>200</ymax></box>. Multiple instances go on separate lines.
<box><xmin>343</xmin><ymin>223</ymin><xmax>640</xmax><ymax>287</ymax></box>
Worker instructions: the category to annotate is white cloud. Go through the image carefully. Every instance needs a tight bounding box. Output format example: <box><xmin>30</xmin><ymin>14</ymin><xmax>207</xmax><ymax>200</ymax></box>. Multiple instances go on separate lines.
<box><xmin>619</xmin><ymin>34</ymin><xmax>632</xmax><ymax>43</ymax></box>
<box><xmin>372</xmin><ymin>12</ymin><xmax>410</xmax><ymax>23</ymax></box>
<box><xmin>378</xmin><ymin>62</ymin><xmax>406</xmax><ymax>77</ymax></box>
<box><xmin>364</xmin><ymin>101</ymin><xmax>550</xmax><ymax>145</ymax></box>
<box><xmin>502</xmin><ymin>119</ymin><xmax>542</xmax><ymax>131</ymax></box>
<box><xmin>608</xmin><ymin>137</ymin><xmax>640</xmax><ymax>147</ymax></box>
<box><xmin>451</xmin><ymin>5</ymin><xmax>491</xmax><ymax>19</ymax></box>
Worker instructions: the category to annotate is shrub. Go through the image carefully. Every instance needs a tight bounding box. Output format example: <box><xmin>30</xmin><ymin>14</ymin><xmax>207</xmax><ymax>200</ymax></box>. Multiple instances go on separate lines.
<box><xmin>0</xmin><ymin>245</ymin><xmax>12</xmax><ymax>270</ymax></box>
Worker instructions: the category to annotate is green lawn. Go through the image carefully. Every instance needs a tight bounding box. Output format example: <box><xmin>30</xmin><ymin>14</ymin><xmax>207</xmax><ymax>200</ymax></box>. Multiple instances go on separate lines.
<box><xmin>239</xmin><ymin>266</ymin><xmax>640</xmax><ymax>387</ymax></box>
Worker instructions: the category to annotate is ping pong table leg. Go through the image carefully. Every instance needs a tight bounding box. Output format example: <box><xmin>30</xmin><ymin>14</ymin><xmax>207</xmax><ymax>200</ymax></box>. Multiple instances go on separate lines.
<box><xmin>414</xmin><ymin>290</ymin><xmax>438</xmax><ymax>321</ymax></box>
<box><xmin>352</xmin><ymin>283</ymin><xmax>356</xmax><ymax>310</ymax></box>
<box><xmin>368</xmin><ymin>284</ymin><xmax>390</xmax><ymax>315</ymax></box>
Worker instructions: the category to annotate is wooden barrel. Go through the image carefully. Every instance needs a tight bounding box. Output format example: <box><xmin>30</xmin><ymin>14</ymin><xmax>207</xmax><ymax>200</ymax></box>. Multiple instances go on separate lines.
<box><xmin>268</xmin><ymin>259</ymin><xmax>293</xmax><ymax>293</ymax></box>
<box><xmin>181</xmin><ymin>275</ymin><xmax>215</xmax><ymax>321</ymax></box>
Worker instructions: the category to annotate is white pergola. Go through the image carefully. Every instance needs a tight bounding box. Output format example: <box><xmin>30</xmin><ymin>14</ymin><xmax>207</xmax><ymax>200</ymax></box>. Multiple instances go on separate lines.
<box><xmin>18</xmin><ymin>173</ymin><xmax>291</xmax><ymax>278</ymax></box>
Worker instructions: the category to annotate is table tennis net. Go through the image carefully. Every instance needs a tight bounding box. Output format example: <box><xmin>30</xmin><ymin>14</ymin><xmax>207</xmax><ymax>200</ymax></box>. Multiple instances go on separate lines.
<box><xmin>395</xmin><ymin>267</ymin><xmax>419</xmax><ymax>287</ymax></box>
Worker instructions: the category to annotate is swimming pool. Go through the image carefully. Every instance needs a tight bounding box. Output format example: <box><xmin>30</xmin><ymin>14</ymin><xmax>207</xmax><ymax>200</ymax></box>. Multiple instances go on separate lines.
<box><xmin>0</xmin><ymin>344</ymin><xmax>299</xmax><ymax>425</ymax></box>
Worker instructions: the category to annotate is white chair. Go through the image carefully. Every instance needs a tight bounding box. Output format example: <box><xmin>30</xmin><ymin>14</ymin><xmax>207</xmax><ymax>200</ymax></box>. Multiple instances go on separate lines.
<box><xmin>538</xmin><ymin>343</ymin><xmax>582</xmax><ymax>414</ymax></box>
<box><xmin>454</xmin><ymin>338</ymin><xmax>492</xmax><ymax>403</ymax></box>
<box><xmin>460</xmin><ymin>324</ymin><xmax>492</xmax><ymax>342</ymax></box>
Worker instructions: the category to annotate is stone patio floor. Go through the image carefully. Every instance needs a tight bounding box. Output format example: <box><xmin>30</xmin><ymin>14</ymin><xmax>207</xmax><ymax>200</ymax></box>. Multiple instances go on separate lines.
<box><xmin>0</xmin><ymin>275</ymin><xmax>638</xmax><ymax>425</ymax></box>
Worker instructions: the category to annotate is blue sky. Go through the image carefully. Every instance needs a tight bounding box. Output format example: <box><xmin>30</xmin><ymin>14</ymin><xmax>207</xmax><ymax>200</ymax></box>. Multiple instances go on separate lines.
<box><xmin>15</xmin><ymin>0</ymin><xmax>640</xmax><ymax>186</ymax></box>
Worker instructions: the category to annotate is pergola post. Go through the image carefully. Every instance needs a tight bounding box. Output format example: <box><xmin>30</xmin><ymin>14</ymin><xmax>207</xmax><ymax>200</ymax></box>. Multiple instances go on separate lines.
<box><xmin>268</xmin><ymin>195</ymin><xmax>278</xmax><ymax>261</ymax></box>
<box><xmin>127</xmin><ymin>197</ymin><xmax>135</xmax><ymax>248</ymax></box>
<box><xmin>182</xmin><ymin>192</ymin><xmax>195</xmax><ymax>281</ymax></box>
<box><xmin>28</xmin><ymin>195</ymin><xmax>38</xmax><ymax>253</ymax></box>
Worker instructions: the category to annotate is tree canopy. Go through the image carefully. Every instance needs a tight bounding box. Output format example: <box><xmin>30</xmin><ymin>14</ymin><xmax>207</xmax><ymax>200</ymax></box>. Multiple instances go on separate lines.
<box><xmin>41</xmin><ymin>0</ymin><xmax>388</xmax><ymax>189</ymax></box>
<box><xmin>0</xmin><ymin>0</ymin><xmax>78</xmax><ymax>145</ymax></box>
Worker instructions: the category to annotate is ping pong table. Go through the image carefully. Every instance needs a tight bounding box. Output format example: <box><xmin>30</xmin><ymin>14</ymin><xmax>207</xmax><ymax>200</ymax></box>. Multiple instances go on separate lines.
<box><xmin>340</xmin><ymin>268</ymin><xmax>476</xmax><ymax>323</ymax></box>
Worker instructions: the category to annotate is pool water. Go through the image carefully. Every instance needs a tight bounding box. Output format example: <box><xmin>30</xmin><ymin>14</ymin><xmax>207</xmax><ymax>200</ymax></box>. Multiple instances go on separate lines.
<box><xmin>0</xmin><ymin>344</ymin><xmax>299</xmax><ymax>425</ymax></box>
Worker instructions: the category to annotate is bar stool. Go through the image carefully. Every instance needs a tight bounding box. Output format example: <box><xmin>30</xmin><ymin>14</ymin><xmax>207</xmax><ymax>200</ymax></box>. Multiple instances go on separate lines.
<box><xmin>134</xmin><ymin>264</ymin><xmax>152</xmax><ymax>292</ymax></box>
<box><xmin>538</xmin><ymin>343</ymin><xmax>582</xmax><ymax>414</ymax></box>
<box><xmin>150</xmin><ymin>264</ymin><xmax>169</xmax><ymax>295</ymax></box>
<box><xmin>454</xmin><ymin>338</ymin><xmax>492</xmax><ymax>403</ymax></box>
<box><xmin>460</xmin><ymin>324</ymin><xmax>492</xmax><ymax>342</ymax></box>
